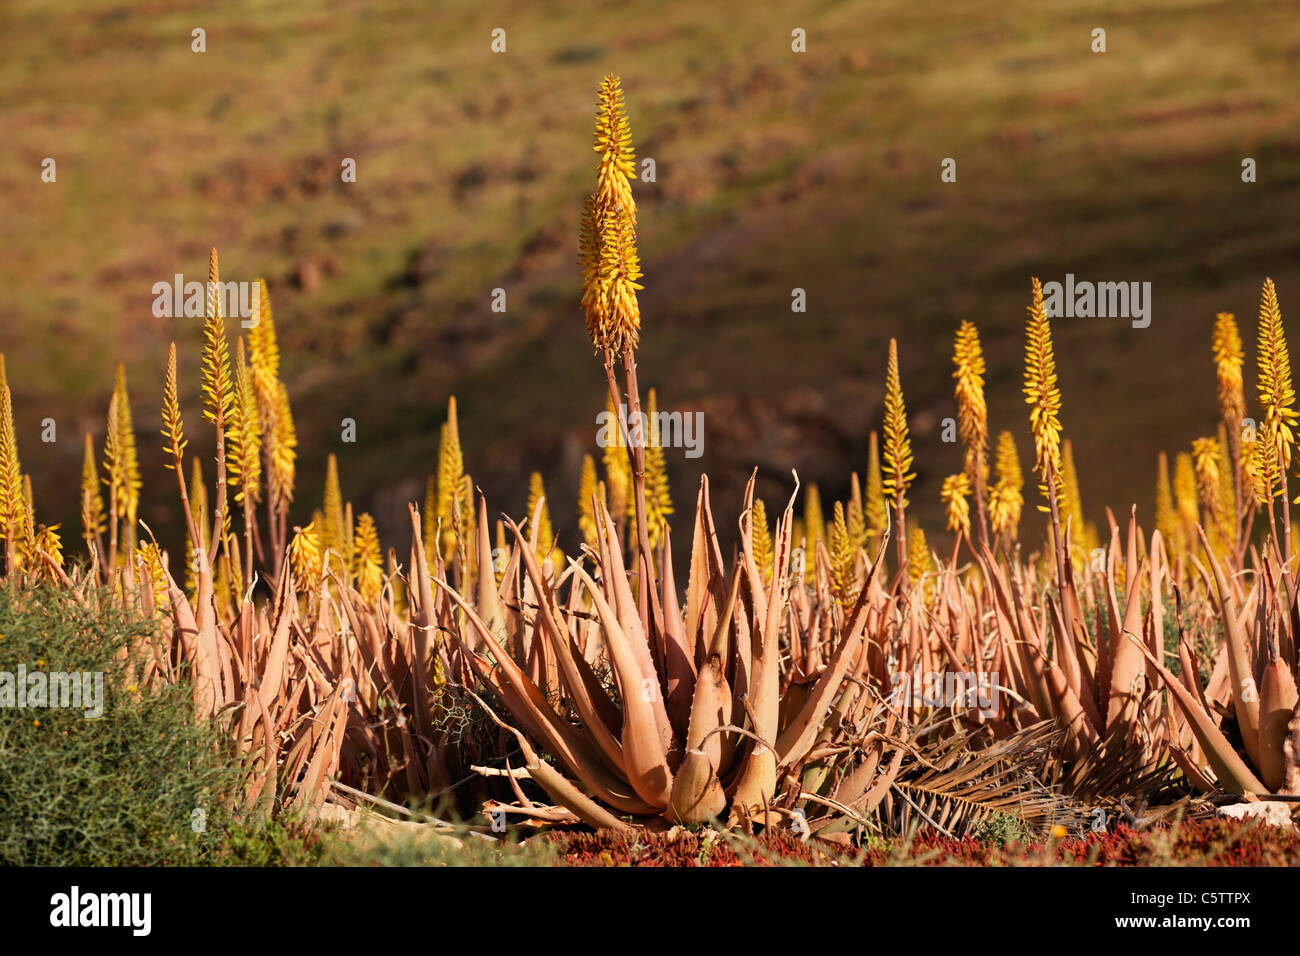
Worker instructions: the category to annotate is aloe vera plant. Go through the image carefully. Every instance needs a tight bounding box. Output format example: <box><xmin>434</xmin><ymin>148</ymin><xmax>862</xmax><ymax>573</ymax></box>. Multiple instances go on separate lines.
<box><xmin>429</xmin><ymin>469</ymin><xmax>888</xmax><ymax>827</ymax></box>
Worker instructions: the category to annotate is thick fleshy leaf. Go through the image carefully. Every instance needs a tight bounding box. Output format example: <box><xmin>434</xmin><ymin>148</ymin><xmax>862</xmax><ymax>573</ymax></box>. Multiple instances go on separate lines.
<box><xmin>571</xmin><ymin>562</ymin><xmax>675</xmax><ymax>810</ymax></box>
<box><xmin>1197</xmin><ymin>524</ymin><xmax>1262</xmax><ymax>769</ymax></box>
<box><xmin>1130</xmin><ymin>634</ymin><xmax>1266</xmax><ymax>794</ymax></box>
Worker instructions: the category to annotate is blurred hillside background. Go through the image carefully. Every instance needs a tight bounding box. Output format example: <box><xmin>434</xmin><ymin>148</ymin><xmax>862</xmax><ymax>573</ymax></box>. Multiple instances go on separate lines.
<box><xmin>3</xmin><ymin>0</ymin><xmax>1300</xmax><ymax>556</ymax></box>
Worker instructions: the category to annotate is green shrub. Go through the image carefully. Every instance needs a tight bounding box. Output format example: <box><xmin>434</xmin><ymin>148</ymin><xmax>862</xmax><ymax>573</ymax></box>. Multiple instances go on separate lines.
<box><xmin>0</xmin><ymin>584</ymin><xmax>259</xmax><ymax>865</ymax></box>
<box><xmin>970</xmin><ymin>812</ymin><xmax>1036</xmax><ymax>849</ymax></box>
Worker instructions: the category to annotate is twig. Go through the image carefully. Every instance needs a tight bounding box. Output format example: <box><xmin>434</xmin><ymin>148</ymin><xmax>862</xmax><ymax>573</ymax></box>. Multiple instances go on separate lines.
<box><xmin>471</xmin><ymin>765</ymin><xmax>533</xmax><ymax>779</ymax></box>
<box><xmin>327</xmin><ymin>779</ymin><xmax>462</xmax><ymax>830</ymax></box>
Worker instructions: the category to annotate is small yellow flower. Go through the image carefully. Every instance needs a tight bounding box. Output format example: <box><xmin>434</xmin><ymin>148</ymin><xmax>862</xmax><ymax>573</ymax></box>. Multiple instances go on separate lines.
<box><xmin>36</xmin><ymin>658</ymin><xmax>44</xmax><ymax>667</ymax></box>
<box><xmin>32</xmin><ymin>719</ymin><xmax>40</xmax><ymax>728</ymax></box>
<box><xmin>1050</xmin><ymin>824</ymin><xmax>1067</xmax><ymax>839</ymax></box>
<box><xmin>128</xmin><ymin>684</ymin><xmax>139</xmax><ymax>694</ymax></box>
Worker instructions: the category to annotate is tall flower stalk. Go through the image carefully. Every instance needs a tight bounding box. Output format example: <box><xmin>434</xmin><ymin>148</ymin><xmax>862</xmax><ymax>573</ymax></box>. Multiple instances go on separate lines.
<box><xmin>882</xmin><ymin>338</ymin><xmax>914</xmax><ymax>576</ymax></box>
<box><xmin>989</xmin><ymin>430</ymin><xmax>1024</xmax><ymax>549</ymax></box>
<box><xmin>1255</xmin><ymin>278</ymin><xmax>1295</xmax><ymax>561</ymax></box>
<box><xmin>201</xmin><ymin>248</ymin><xmax>234</xmax><ymax>568</ymax></box>
<box><xmin>1212</xmin><ymin>311</ymin><xmax>1245</xmax><ymax>555</ymax></box>
<box><xmin>580</xmin><ymin>74</ymin><xmax>664</xmax><ymax>639</ymax></box>
<box><xmin>1023</xmin><ymin>277</ymin><xmax>1066</xmax><ymax>585</ymax></box>
<box><xmin>952</xmin><ymin>320</ymin><xmax>989</xmax><ymax>547</ymax></box>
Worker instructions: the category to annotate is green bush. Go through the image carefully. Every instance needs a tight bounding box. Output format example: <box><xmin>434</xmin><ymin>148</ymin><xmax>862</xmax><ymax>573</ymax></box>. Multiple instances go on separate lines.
<box><xmin>0</xmin><ymin>584</ymin><xmax>267</xmax><ymax>865</ymax></box>
<box><xmin>0</xmin><ymin>583</ymin><xmax>576</xmax><ymax>867</ymax></box>
<box><xmin>970</xmin><ymin>812</ymin><xmax>1036</xmax><ymax>849</ymax></box>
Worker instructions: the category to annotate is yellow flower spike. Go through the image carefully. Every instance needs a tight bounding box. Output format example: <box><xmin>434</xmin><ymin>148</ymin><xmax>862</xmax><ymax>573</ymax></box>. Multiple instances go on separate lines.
<box><xmin>643</xmin><ymin>388</ymin><xmax>673</xmax><ymax>547</ymax></box>
<box><xmin>1192</xmin><ymin>435</ymin><xmax>1234</xmax><ymax>557</ymax></box>
<box><xmin>592</xmin><ymin>75</ymin><xmax>636</xmax><ymax>230</ymax></box>
<box><xmin>582</xmin><ymin>76</ymin><xmax>642</xmax><ymax>356</ymax></box>
<box><xmin>103</xmin><ymin>365</ymin><xmax>142</xmax><ymax>533</ymax></box>
<box><xmin>322</xmin><ymin>453</ymin><xmax>346</xmax><ymax>575</ymax></box>
<box><xmin>200</xmin><ymin>254</ymin><xmax>235</xmax><ymax>430</ymax></box>
<box><xmin>80</xmin><ymin>432</ymin><xmax>106</xmax><ymax>550</ymax></box>
<box><xmin>524</xmin><ymin>471</ymin><xmax>556</xmax><ymax>560</ymax></box>
<box><xmin>1024</xmin><ymin>277</ymin><xmax>1063</xmax><ymax>510</ymax></box>
<box><xmin>0</xmin><ymin>386</ymin><xmax>24</xmax><ymax>556</ymax></box>
<box><xmin>196</xmin><ymin>250</ymin><xmax>235</xmax><ymax>563</ymax></box>
<box><xmin>458</xmin><ymin>471</ymin><xmax>477</xmax><ymax>569</ymax></box>
<box><xmin>422</xmin><ymin>473</ymin><xmax>439</xmax><ymax>562</ymax></box>
<box><xmin>32</xmin><ymin>524</ymin><xmax>62</xmax><ymax>581</ymax></box>
<box><xmin>828</xmin><ymin>501</ymin><xmax>856</xmax><ymax>609</ymax></box>
<box><xmin>16</xmin><ymin>474</ymin><xmax>38</xmax><ymax>571</ymax></box>
<box><xmin>436</xmin><ymin>397</ymin><xmax>466</xmax><ymax>561</ymax></box>
<box><xmin>994</xmin><ymin>430</ymin><xmax>1024</xmax><ymax>497</ymax></box>
<box><xmin>865</xmin><ymin>429</ymin><xmax>887</xmax><ymax>542</ymax></box>
<box><xmin>595</xmin><ymin>203</ymin><xmax>642</xmax><ymax>356</ymax></box>
<box><xmin>289</xmin><ymin>519</ymin><xmax>323</xmax><ymax>593</ymax></box>
<box><xmin>1191</xmin><ymin>437</ymin><xmax>1221</xmax><ymax>510</ymax></box>
<box><xmin>882</xmin><ymin>339</ymin><xmax>915</xmax><ymax>510</ymax></box>
<box><xmin>803</xmin><ymin>483</ymin><xmax>826</xmax><ymax>555</ymax></box>
<box><xmin>116</xmin><ymin>368</ymin><xmax>141</xmax><ymax>530</ymax></box>
<box><xmin>941</xmin><ymin>472</ymin><xmax>972</xmax><ymax>538</ymax></box>
<box><xmin>1215</xmin><ymin>423</ymin><xmax>1235</xmax><ymax>528</ymax></box>
<box><xmin>1174</xmin><ymin>451</ymin><xmax>1198</xmax><ymax>536</ymax></box>
<box><xmin>161</xmin><ymin>343</ymin><xmax>187</xmax><ymax>471</ymax></box>
<box><xmin>952</xmin><ymin>320</ymin><xmax>989</xmax><ymax>484</ymax></box>
<box><xmin>1154</xmin><ymin>450</ymin><xmax>1182</xmax><ymax>559</ymax></box>
<box><xmin>135</xmin><ymin>541</ymin><xmax>169</xmax><ymax>610</ymax></box>
<box><xmin>354</xmin><ymin>512</ymin><xmax>384</xmax><ymax>603</ymax></box>
<box><xmin>248</xmin><ymin>278</ymin><xmax>296</xmax><ymax>521</ymax></box>
<box><xmin>1256</xmin><ymin>278</ymin><xmax>1297</xmax><ymax>473</ymax></box>
<box><xmin>751</xmin><ymin>497</ymin><xmax>774</xmax><ymax>585</ymax></box>
<box><xmin>1212</xmin><ymin>311</ymin><xmax>1245</xmax><ymax>431</ymax></box>
<box><xmin>227</xmin><ymin>338</ymin><xmax>262</xmax><ymax>505</ymax></box>
<box><xmin>989</xmin><ymin>430</ymin><xmax>1025</xmax><ymax>541</ymax></box>
<box><xmin>846</xmin><ymin>479</ymin><xmax>868</xmax><ymax>552</ymax></box>
<box><xmin>1240</xmin><ymin>428</ymin><xmax>1257</xmax><ymax>492</ymax></box>
<box><xmin>206</xmin><ymin>247</ymin><xmax>222</xmax><ymax>319</ymax></box>
<box><xmin>907</xmin><ymin>525</ymin><xmax>932</xmax><ymax>588</ymax></box>
<box><xmin>269</xmin><ymin>379</ymin><xmax>297</xmax><ymax>513</ymax></box>
<box><xmin>1252</xmin><ymin>419</ymin><xmax>1280</xmax><ymax>504</ymax></box>
<box><xmin>247</xmin><ymin>277</ymin><xmax>280</xmax><ymax>387</ymax></box>
<box><xmin>579</xmin><ymin>195</ymin><xmax>608</xmax><ymax>347</ymax></box>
